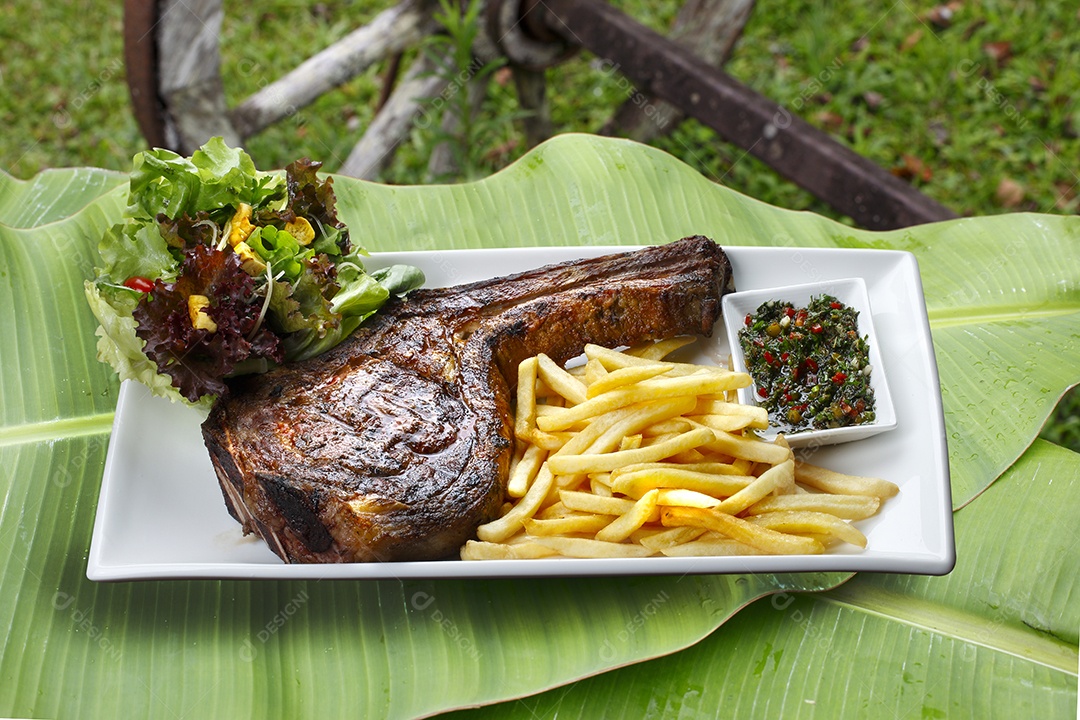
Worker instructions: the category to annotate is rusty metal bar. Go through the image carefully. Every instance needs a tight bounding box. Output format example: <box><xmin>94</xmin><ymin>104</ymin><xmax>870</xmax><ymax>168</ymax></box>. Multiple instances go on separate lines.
<box><xmin>537</xmin><ymin>0</ymin><xmax>957</xmax><ymax>229</ymax></box>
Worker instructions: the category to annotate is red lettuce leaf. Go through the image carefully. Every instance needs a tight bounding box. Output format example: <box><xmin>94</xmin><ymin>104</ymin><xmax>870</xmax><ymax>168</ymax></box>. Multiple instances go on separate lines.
<box><xmin>133</xmin><ymin>245</ymin><xmax>282</xmax><ymax>401</ymax></box>
<box><xmin>156</xmin><ymin>211</ymin><xmax>221</xmax><ymax>249</ymax></box>
<box><xmin>256</xmin><ymin>158</ymin><xmax>351</xmax><ymax>255</ymax></box>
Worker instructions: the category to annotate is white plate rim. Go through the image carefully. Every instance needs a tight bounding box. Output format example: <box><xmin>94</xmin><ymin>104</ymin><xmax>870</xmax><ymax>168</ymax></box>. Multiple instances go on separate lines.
<box><xmin>87</xmin><ymin>245</ymin><xmax>955</xmax><ymax>581</ymax></box>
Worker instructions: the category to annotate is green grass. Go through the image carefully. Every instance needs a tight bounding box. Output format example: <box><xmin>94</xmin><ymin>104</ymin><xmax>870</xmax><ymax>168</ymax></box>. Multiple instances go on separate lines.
<box><xmin>0</xmin><ymin>0</ymin><xmax>1075</xmax><ymax>450</ymax></box>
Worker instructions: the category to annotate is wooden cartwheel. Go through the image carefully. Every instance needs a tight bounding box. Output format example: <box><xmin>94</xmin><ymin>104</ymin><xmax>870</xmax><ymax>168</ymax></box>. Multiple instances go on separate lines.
<box><xmin>123</xmin><ymin>0</ymin><xmax>956</xmax><ymax>230</ymax></box>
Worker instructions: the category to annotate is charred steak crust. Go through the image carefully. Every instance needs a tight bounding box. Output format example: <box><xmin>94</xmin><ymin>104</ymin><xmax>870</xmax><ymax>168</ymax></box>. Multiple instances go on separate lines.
<box><xmin>202</xmin><ymin>236</ymin><xmax>734</xmax><ymax>562</ymax></box>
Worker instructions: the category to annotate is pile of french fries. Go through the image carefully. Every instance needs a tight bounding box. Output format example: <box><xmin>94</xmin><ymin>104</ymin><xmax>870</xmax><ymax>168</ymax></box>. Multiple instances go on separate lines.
<box><xmin>460</xmin><ymin>338</ymin><xmax>899</xmax><ymax>560</ymax></box>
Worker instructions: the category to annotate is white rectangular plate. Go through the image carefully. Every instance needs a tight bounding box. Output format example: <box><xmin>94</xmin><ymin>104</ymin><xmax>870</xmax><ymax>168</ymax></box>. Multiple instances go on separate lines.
<box><xmin>87</xmin><ymin>245</ymin><xmax>955</xmax><ymax>580</ymax></box>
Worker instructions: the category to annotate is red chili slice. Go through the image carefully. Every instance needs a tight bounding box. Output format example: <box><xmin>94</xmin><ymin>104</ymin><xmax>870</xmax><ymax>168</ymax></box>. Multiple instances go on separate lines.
<box><xmin>757</xmin><ymin>387</ymin><xmax>768</xmax><ymax>398</ymax></box>
<box><xmin>123</xmin><ymin>276</ymin><xmax>155</xmax><ymax>293</ymax></box>
<box><xmin>830</xmin><ymin>301</ymin><xmax>842</xmax><ymax>309</ymax></box>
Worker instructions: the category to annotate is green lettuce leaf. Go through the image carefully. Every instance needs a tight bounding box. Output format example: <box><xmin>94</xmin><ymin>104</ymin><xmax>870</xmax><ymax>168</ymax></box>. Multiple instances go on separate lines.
<box><xmin>127</xmin><ymin>137</ymin><xmax>284</xmax><ymax>221</ymax></box>
<box><xmin>96</xmin><ymin>222</ymin><xmax>177</xmax><ymax>284</ymax></box>
<box><xmin>83</xmin><ymin>280</ymin><xmax>207</xmax><ymax>407</ymax></box>
<box><xmin>372</xmin><ymin>263</ymin><xmax>426</xmax><ymax>297</ymax></box>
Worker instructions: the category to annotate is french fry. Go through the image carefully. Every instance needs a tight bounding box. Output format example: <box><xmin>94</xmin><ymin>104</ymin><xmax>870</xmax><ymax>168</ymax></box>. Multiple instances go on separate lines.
<box><xmin>514</xmin><ymin>356</ymin><xmax>539</xmax><ymax>443</ymax></box>
<box><xmin>585</xmin><ymin>343</ymin><xmax>672</xmax><ymax>370</ymax></box>
<box><xmin>641</xmin><ymin>418</ymin><xmax>694</xmax><ymax>436</ymax></box>
<box><xmin>616</xmin><ymin>461</ymin><xmax>748</xmax><ymax>476</ymax></box>
<box><xmin>659</xmin><ymin>532</ymin><xmax>768</xmax><ymax>557</ymax></box>
<box><xmin>584</xmin><ymin>357</ymin><xmax>608</xmax><ymax>386</ymax></box>
<box><xmin>461</xmin><ymin>540</ymin><xmax>559</xmax><ymax>560</ymax></box>
<box><xmin>693</xmin><ymin>398</ymin><xmax>769</xmax><ymax>424</ymax></box>
<box><xmin>555</xmin><ymin>472</ymin><xmax>584</xmax><ymax>490</ymax></box>
<box><xmin>595</xmin><ymin>489</ymin><xmax>660</xmax><ymax>543</ymax></box>
<box><xmin>730</xmin><ymin>458</ymin><xmax>755</xmax><ymax>475</ymax></box>
<box><xmin>533</xmin><ymin>378</ymin><xmax>561</xmax><ymax>399</ymax></box>
<box><xmin>560</xmin><ymin>490</ymin><xmax>638</xmax><ymax>516</ymax></box>
<box><xmin>547</xmin><ymin>427</ymin><xmax>715</xmax><ymax>475</ymax></box>
<box><xmin>549</xmin><ymin>398</ymin><xmax>688</xmax><ymax>462</ymax></box>
<box><xmin>537</xmin><ymin>501</ymin><xmax>570</xmax><ymax>519</ymax></box>
<box><xmin>667</xmin><ymin>448</ymin><xmax>710</xmax><ymax>464</ymax></box>
<box><xmin>521</xmin><ymin>430</ymin><xmax>572</xmax><ymax>451</ymax></box>
<box><xmin>532</xmin><ymin>536</ymin><xmax>654</xmax><ymax>558</ymax></box>
<box><xmin>586</xmin><ymin>363</ymin><xmax>674</xmax><ymax>398</ymax></box>
<box><xmin>524</xmin><ymin>515</ymin><xmax>613</xmax><ymax>536</ymax></box>
<box><xmin>537</xmin><ymin>353</ymin><xmax>589</xmax><ymax>405</ymax></box>
<box><xmin>585</xmin><ymin>343</ymin><xmax>729</xmax><ymax>377</ymax></box>
<box><xmin>704</xmin><ymin>429</ymin><xmax>793</xmax><ymax>465</ymax></box>
<box><xmin>691</xmin><ymin>413</ymin><xmax>763</xmax><ymax>433</ymax></box>
<box><xmin>635</xmin><ymin>526</ymin><xmax>706</xmax><ymax>552</ymax></box>
<box><xmin>537</xmin><ymin>374</ymin><xmax>749</xmax><ymax>432</ymax></box>
<box><xmin>655</xmin><ymin>488</ymin><xmax>722</xmax><ymax>508</ymax></box>
<box><xmin>795</xmin><ymin>461</ymin><xmax>900</xmax><ymax>499</ymax></box>
<box><xmin>566</xmin><ymin>363</ymin><xmax>588</xmax><ymax>378</ymax></box>
<box><xmin>745</xmin><ymin>511</ymin><xmax>868</xmax><ymax>549</ymax></box>
<box><xmin>661</xmin><ymin>506</ymin><xmax>824</xmax><ymax>555</ymax></box>
<box><xmin>586</xmin><ymin>398</ymin><xmax>697</xmax><ymax>455</ymax></box>
<box><xmin>713</xmin><ymin>459</ymin><xmax>794</xmax><ymax>515</ymax></box>
<box><xmin>746</xmin><ymin>493</ymin><xmax>881</xmax><ymax>520</ymax></box>
<box><xmin>476</xmin><ymin>465</ymin><xmax>554</xmax><ymax>542</ymax></box>
<box><xmin>507</xmin><ymin>443</ymin><xmax>546</xmax><ymax>498</ymax></box>
<box><xmin>590</xmin><ymin>475</ymin><xmax>614</xmax><ymax>496</ymax></box>
<box><xmin>642</xmin><ymin>431</ymin><xmax>679</xmax><ymax>446</ymax></box>
<box><xmin>610</xmin><ymin>467</ymin><xmax>753</xmax><ymax>499</ymax></box>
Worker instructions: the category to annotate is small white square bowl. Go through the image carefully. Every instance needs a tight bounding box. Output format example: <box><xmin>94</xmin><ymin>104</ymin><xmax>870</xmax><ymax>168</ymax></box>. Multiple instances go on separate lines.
<box><xmin>721</xmin><ymin>278</ymin><xmax>897</xmax><ymax>447</ymax></box>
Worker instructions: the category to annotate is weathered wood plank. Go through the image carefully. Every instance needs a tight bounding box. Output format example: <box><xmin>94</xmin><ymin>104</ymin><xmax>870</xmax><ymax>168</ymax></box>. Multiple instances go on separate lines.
<box><xmin>337</xmin><ymin>52</ymin><xmax>451</xmax><ymax>180</ymax></box>
<box><xmin>541</xmin><ymin>0</ymin><xmax>957</xmax><ymax>228</ymax></box>
<box><xmin>229</xmin><ymin>0</ymin><xmax>439</xmax><ymax>139</ymax></box>
<box><xmin>602</xmin><ymin>0</ymin><xmax>754</xmax><ymax>142</ymax></box>
<box><xmin>156</xmin><ymin>0</ymin><xmax>240</xmax><ymax>151</ymax></box>
<box><xmin>427</xmin><ymin>74</ymin><xmax>490</xmax><ymax>180</ymax></box>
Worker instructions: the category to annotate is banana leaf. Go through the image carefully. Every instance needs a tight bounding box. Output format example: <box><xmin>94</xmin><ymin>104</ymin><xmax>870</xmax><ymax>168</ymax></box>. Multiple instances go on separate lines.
<box><xmin>0</xmin><ymin>135</ymin><xmax>1076</xmax><ymax>718</ymax></box>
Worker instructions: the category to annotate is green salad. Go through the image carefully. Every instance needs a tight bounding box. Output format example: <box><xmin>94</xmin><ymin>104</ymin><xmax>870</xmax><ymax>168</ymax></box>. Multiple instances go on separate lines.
<box><xmin>85</xmin><ymin>138</ymin><xmax>424</xmax><ymax>405</ymax></box>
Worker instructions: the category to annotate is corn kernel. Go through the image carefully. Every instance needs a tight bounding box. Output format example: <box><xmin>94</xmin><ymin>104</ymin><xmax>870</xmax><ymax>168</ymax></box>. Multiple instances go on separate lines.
<box><xmin>232</xmin><ymin>240</ymin><xmax>266</xmax><ymax>274</ymax></box>
<box><xmin>187</xmin><ymin>295</ymin><xmax>218</xmax><ymax>332</ymax></box>
<box><xmin>226</xmin><ymin>203</ymin><xmax>256</xmax><ymax>247</ymax></box>
<box><xmin>284</xmin><ymin>216</ymin><xmax>316</xmax><ymax>245</ymax></box>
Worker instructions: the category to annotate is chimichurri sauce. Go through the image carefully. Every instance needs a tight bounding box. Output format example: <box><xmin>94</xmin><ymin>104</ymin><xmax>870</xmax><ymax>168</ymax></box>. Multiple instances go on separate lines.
<box><xmin>738</xmin><ymin>295</ymin><xmax>876</xmax><ymax>432</ymax></box>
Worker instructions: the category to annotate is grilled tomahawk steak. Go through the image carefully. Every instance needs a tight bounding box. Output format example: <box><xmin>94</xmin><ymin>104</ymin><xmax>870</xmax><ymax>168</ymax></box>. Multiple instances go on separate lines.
<box><xmin>202</xmin><ymin>236</ymin><xmax>733</xmax><ymax>562</ymax></box>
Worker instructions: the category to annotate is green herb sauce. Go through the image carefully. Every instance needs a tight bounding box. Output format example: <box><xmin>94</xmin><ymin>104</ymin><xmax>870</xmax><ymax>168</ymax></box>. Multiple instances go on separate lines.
<box><xmin>738</xmin><ymin>295</ymin><xmax>876</xmax><ymax>431</ymax></box>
